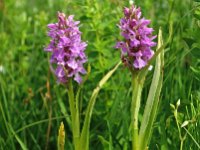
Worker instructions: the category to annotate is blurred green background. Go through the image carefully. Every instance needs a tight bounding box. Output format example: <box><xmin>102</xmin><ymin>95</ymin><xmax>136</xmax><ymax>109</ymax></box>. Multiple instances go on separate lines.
<box><xmin>0</xmin><ymin>0</ymin><xmax>200</xmax><ymax>149</ymax></box>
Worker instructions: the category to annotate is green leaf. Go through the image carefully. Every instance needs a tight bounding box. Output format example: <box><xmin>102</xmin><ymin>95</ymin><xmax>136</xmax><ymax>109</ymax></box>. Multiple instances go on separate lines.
<box><xmin>139</xmin><ymin>27</ymin><xmax>164</xmax><ymax>150</ymax></box>
<box><xmin>80</xmin><ymin>62</ymin><xmax>121</xmax><ymax>150</ymax></box>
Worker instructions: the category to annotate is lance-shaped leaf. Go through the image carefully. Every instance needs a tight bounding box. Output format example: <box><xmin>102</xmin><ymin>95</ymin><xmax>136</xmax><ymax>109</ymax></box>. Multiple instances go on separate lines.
<box><xmin>139</xmin><ymin>28</ymin><xmax>164</xmax><ymax>150</ymax></box>
<box><xmin>80</xmin><ymin>62</ymin><xmax>121</xmax><ymax>150</ymax></box>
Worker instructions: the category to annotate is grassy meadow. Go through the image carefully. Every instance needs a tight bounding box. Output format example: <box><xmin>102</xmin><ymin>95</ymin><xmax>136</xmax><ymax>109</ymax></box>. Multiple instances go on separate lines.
<box><xmin>0</xmin><ymin>0</ymin><xmax>200</xmax><ymax>149</ymax></box>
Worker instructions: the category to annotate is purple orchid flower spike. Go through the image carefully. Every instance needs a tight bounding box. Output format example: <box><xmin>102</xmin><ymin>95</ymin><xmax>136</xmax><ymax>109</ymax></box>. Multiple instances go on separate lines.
<box><xmin>45</xmin><ymin>12</ymin><xmax>87</xmax><ymax>84</ymax></box>
<box><xmin>115</xmin><ymin>5</ymin><xmax>156</xmax><ymax>70</ymax></box>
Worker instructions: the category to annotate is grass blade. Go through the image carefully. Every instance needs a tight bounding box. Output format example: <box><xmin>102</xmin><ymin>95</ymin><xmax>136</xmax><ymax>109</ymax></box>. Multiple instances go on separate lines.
<box><xmin>8</xmin><ymin>124</ymin><xmax>28</xmax><ymax>150</ymax></box>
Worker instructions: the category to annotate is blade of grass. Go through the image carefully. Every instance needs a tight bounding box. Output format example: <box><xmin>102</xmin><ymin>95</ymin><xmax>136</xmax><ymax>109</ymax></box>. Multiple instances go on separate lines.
<box><xmin>6</xmin><ymin>115</ymin><xmax>70</xmax><ymax>144</ymax></box>
<box><xmin>0</xmin><ymin>76</ymin><xmax>15</xmax><ymax>149</ymax></box>
<box><xmin>183</xmin><ymin>127</ymin><xmax>200</xmax><ymax>149</ymax></box>
<box><xmin>8</xmin><ymin>124</ymin><xmax>28</xmax><ymax>150</ymax></box>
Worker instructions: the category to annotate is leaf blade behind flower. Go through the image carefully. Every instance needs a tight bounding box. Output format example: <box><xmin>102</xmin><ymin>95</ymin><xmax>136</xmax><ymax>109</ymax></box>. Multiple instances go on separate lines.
<box><xmin>139</xmin><ymin>28</ymin><xmax>164</xmax><ymax>150</ymax></box>
<box><xmin>80</xmin><ymin>61</ymin><xmax>121</xmax><ymax>150</ymax></box>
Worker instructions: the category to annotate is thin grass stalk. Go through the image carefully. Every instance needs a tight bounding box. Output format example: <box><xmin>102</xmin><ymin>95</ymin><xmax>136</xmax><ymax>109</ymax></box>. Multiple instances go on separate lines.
<box><xmin>45</xmin><ymin>74</ymin><xmax>52</xmax><ymax>150</ymax></box>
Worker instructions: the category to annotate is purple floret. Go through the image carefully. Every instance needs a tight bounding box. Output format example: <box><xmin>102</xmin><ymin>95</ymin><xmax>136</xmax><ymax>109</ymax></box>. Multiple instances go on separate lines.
<box><xmin>115</xmin><ymin>5</ymin><xmax>156</xmax><ymax>70</ymax></box>
<box><xmin>45</xmin><ymin>12</ymin><xmax>87</xmax><ymax>84</ymax></box>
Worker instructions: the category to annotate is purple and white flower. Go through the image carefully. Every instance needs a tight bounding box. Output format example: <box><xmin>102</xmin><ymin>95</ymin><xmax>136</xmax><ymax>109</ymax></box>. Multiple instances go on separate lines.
<box><xmin>45</xmin><ymin>12</ymin><xmax>87</xmax><ymax>84</ymax></box>
<box><xmin>115</xmin><ymin>5</ymin><xmax>156</xmax><ymax>70</ymax></box>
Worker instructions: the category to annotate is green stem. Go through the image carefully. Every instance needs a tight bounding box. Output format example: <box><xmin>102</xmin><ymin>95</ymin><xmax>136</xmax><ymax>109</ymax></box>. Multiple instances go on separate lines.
<box><xmin>68</xmin><ymin>80</ymin><xmax>80</xmax><ymax>150</ymax></box>
<box><xmin>180</xmin><ymin>140</ymin><xmax>183</xmax><ymax>150</ymax></box>
<box><xmin>174</xmin><ymin>110</ymin><xmax>184</xmax><ymax>150</ymax></box>
<box><xmin>131</xmin><ymin>73</ymin><xmax>143</xmax><ymax>150</ymax></box>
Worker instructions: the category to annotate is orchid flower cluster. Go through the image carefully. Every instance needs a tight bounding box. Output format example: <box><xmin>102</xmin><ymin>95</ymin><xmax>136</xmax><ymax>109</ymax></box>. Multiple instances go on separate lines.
<box><xmin>45</xmin><ymin>12</ymin><xmax>87</xmax><ymax>84</ymax></box>
<box><xmin>44</xmin><ymin>5</ymin><xmax>164</xmax><ymax>150</ymax></box>
<box><xmin>115</xmin><ymin>5</ymin><xmax>156</xmax><ymax>70</ymax></box>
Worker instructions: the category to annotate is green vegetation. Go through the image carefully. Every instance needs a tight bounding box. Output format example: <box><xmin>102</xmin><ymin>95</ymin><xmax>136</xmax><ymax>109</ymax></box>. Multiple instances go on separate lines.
<box><xmin>0</xmin><ymin>0</ymin><xmax>200</xmax><ymax>149</ymax></box>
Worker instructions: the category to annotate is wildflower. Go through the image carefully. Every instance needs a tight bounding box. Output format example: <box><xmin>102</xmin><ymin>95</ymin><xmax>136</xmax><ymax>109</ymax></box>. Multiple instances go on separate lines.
<box><xmin>115</xmin><ymin>5</ymin><xmax>156</xmax><ymax>70</ymax></box>
<box><xmin>45</xmin><ymin>12</ymin><xmax>87</xmax><ymax>84</ymax></box>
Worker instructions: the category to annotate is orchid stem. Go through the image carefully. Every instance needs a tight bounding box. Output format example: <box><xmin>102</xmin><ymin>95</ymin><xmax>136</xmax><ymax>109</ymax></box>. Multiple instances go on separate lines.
<box><xmin>68</xmin><ymin>80</ymin><xmax>80</xmax><ymax>150</ymax></box>
<box><xmin>131</xmin><ymin>73</ymin><xmax>143</xmax><ymax>150</ymax></box>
